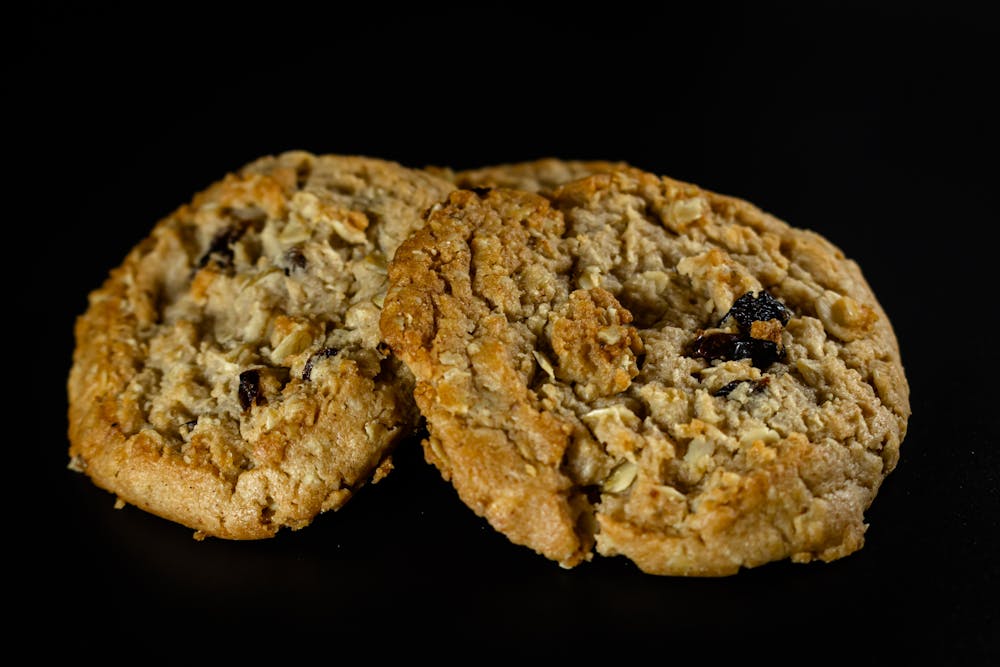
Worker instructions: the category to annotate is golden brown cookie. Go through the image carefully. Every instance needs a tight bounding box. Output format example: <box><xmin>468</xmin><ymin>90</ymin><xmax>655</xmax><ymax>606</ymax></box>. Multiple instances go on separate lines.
<box><xmin>381</xmin><ymin>169</ymin><xmax>910</xmax><ymax>575</ymax></box>
<box><xmin>67</xmin><ymin>151</ymin><xmax>454</xmax><ymax>539</ymax></box>
<box><xmin>430</xmin><ymin>157</ymin><xmax>632</xmax><ymax>195</ymax></box>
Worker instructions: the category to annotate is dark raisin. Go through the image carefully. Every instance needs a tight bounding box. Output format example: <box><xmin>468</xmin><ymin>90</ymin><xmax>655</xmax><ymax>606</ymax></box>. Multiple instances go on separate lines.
<box><xmin>762</xmin><ymin>342</ymin><xmax>785</xmax><ymax>367</ymax></box>
<box><xmin>302</xmin><ymin>347</ymin><xmax>339</xmax><ymax>381</ymax></box>
<box><xmin>197</xmin><ymin>225</ymin><xmax>245</xmax><ymax>269</ymax></box>
<box><xmin>720</xmin><ymin>291</ymin><xmax>791</xmax><ymax>332</ymax></box>
<box><xmin>238</xmin><ymin>370</ymin><xmax>262</xmax><ymax>410</ymax></box>
<box><xmin>689</xmin><ymin>332</ymin><xmax>742</xmax><ymax>361</ymax></box>
<box><xmin>713</xmin><ymin>380</ymin><xmax>743</xmax><ymax>397</ymax></box>
<box><xmin>731</xmin><ymin>338</ymin><xmax>785</xmax><ymax>370</ymax></box>
<box><xmin>283</xmin><ymin>246</ymin><xmax>308</xmax><ymax>275</ymax></box>
<box><xmin>689</xmin><ymin>332</ymin><xmax>784</xmax><ymax>369</ymax></box>
<box><xmin>737</xmin><ymin>338</ymin><xmax>784</xmax><ymax>368</ymax></box>
<box><xmin>713</xmin><ymin>376</ymin><xmax>771</xmax><ymax>397</ymax></box>
<box><xmin>469</xmin><ymin>187</ymin><xmax>492</xmax><ymax>198</ymax></box>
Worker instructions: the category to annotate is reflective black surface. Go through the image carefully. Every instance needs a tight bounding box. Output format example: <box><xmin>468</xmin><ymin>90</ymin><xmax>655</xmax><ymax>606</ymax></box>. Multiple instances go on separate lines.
<box><xmin>14</xmin><ymin>4</ymin><xmax>998</xmax><ymax>661</ymax></box>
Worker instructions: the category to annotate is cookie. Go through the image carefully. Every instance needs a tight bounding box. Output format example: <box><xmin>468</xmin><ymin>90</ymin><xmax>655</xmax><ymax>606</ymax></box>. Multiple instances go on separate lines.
<box><xmin>380</xmin><ymin>169</ymin><xmax>910</xmax><ymax>575</ymax></box>
<box><xmin>430</xmin><ymin>158</ymin><xmax>631</xmax><ymax>195</ymax></box>
<box><xmin>67</xmin><ymin>151</ymin><xmax>454</xmax><ymax>539</ymax></box>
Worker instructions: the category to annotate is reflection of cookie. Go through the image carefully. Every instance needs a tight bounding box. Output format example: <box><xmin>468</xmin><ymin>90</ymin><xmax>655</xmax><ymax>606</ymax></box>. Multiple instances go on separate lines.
<box><xmin>381</xmin><ymin>170</ymin><xmax>910</xmax><ymax>575</ymax></box>
<box><xmin>431</xmin><ymin>158</ymin><xmax>631</xmax><ymax>195</ymax></box>
<box><xmin>67</xmin><ymin>151</ymin><xmax>453</xmax><ymax>539</ymax></box>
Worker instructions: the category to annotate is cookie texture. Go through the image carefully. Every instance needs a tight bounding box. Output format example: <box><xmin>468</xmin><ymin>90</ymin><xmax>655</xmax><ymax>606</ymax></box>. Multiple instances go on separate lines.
<box><xmin>381</xmin><ymin>170</ymin><xmax>910</xmax><ymax>575</ymax></box>
<box><xmin>431</xmin><ymin>158</ymin><xmax>632</xmax><ymax>195</ymax></box>
<box><xmin>67</xmin><ymin>151</ymin><xmax>454</xmax><ymax>539</ymax></box>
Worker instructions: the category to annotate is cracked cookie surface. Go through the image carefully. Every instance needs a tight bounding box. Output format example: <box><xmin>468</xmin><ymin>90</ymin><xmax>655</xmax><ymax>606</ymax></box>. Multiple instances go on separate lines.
<box><xmin>430</xmin><ymin>157</ymin><xmax>632</xmax><ymax>195</ymax></box>
<box><xmin>67</xmin><ymin>150</ymin><xmax>454</xmax><ymax>539</ymax></box>
<box><xmin>381</xmin><ymin>169</ymin><xmax>910</xmax><ymax>575</ymax></box>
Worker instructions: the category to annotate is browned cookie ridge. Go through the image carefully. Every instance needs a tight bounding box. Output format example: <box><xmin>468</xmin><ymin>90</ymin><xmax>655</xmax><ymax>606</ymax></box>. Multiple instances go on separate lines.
<box><xmin>429</xmin><ymin>157</ymin><xmax>632</xmax><ymax>195</ymax></box>
<box><xmin>381</xmin><ymin>169</ymin><xmax>910</xmax><ymax>575</ymax></box>
<box><xmin>67</xmin><ymin>151</ymin><xmax>454</xmax><ymax>539</ymax></box>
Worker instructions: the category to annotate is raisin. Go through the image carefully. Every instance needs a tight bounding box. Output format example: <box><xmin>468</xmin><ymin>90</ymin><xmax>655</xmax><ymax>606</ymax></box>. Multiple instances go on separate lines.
<box><xmin>238</xmin><ymin>370</ymin><xmax>262</xmax><ymax>410</ymax></box>
<box><xmin>689</xmin><ymin>332</ymin><xmax>742</xmax><ymax>360</ymax></box>
<box><xmin>689</xmin><ymin>332</ymin><xmax>784</xmax><ymax>369</ymax></box>
<box><xmin>713</xmin><ymin>376</ymin><xmax>771</xmax><ymax>397</ymax></box>
<box><xmin>690</xmin><ymin>291</ymin><xmax>791</xmax><ymax>371</ymax></box>
<box><xmin>720</xmin><ymin>291</ymin><xmax>791</xmax><ymax>333</ymax></box>
<box><xmin>739</xmin><ymin>339</ymin><xmax>784</xmax><ymax>367</ymax></box>
<box><xmin>302</xmin><ymin>347</ymin><xmax>339</xmax><ymax>381</ymax></box>
<box><xmin>713</xmin><ymin>380</ymin><xmax>743</xmax><ymax>397</ymax></box>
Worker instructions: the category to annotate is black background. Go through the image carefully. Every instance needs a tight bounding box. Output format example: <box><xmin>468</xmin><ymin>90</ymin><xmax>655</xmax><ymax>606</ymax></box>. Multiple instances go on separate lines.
<box><xmin>11</xmin><ymin>2</ymin><xmax>998</xmax><ymax>661</ymax></box>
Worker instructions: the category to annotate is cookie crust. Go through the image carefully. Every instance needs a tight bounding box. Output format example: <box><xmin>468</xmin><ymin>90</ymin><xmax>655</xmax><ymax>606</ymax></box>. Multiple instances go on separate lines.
<box><xmin>381</xmin><ymin>170</ymin><xmax>910</xmax><ymax>575</ymax></box>
<box><xmin>430</xmin><ymin>158</ymin><xmax>632</xmax><ymax>195</ymax></box>
<box><xmin>67</xmin><ymin>151</ymin><xmax>454</xmax><ymax>539</ymax></box>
